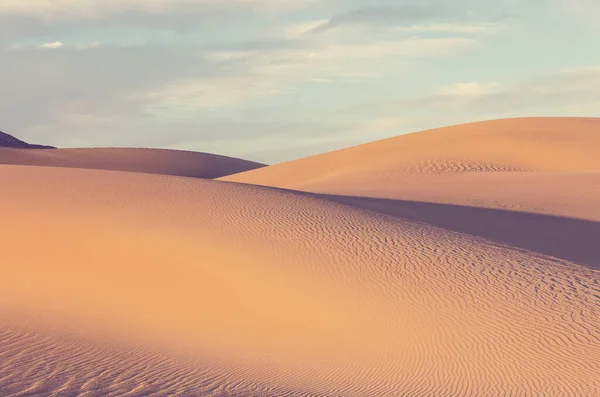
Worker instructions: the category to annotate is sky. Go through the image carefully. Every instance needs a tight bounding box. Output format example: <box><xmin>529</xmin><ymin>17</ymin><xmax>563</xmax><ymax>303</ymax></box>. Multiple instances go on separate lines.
<box><xmin>1</xmin><ymin>0</ymin><xmax>599</xmax><ymax>163</ymax></box>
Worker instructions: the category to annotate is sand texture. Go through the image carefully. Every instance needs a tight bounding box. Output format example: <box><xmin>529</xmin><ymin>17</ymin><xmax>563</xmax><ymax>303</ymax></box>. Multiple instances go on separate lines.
<box><xmin>0</xmin><ymin>147</ymin><xmax>265</xmax><ymax>179</ymax></box>
<box><xmin>1</xmin><ymin>117</ymin><xmax>599</xmax><ymax>396</ymax></box>
<box><xmin>222</xmin><ymin>117</ymin><xmax>600</xmax><ymax>192</ymax></box>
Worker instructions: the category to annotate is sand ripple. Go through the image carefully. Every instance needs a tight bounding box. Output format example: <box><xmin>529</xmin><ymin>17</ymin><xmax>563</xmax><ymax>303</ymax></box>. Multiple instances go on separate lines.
<box><xmin>1</xmin><ymin>165</ymin><xmax>599</xmax><ymax>396</ymax></box>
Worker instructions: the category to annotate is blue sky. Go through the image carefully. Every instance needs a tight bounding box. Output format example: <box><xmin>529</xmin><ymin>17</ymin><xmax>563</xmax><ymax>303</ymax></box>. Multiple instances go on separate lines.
<box><xmin>1</xmin><ymin>0</ymin><xmax>599</xmax><ymax>163</ymax></box>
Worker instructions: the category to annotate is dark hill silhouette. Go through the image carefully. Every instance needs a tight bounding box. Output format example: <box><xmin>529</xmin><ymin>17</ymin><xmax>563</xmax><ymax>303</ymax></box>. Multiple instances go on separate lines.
<box><xmin>0</xmin><ymin>131</ymin><xmax>55</xmax><ymax>149</ymax></box>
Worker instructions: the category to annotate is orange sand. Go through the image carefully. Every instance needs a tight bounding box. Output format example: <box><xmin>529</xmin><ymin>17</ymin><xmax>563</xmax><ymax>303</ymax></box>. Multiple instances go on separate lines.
<box><xmin>1</xmin><ymin>117</ymin><xmax>599</xmax><ymax>396</ymax></box>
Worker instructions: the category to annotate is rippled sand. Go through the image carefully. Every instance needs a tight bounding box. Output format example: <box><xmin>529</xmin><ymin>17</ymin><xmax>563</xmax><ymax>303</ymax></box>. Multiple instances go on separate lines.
<box><xmin>1</xmin><ymin>118</ymin><xmax>599</xmax><ymax>396</ymax></box>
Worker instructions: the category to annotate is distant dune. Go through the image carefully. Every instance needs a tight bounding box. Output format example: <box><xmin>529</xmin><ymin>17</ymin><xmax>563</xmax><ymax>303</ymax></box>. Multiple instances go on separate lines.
<box><xmin>0</xmin><ymin>147</ymin><xmax>266</xmax><ymax>179</ymax></box>
<box><xmin>1</xmin><ymin>117</ymin><xmax>599</xmax><ymax>396</ymax></box>
<box><xmin>0</xmin><ymin>130</ymin><xmax>55</xmax><ymax>149</ymax></box>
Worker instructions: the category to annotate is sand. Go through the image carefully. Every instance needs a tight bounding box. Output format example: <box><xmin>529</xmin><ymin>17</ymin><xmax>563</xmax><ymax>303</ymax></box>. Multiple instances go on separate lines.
<box><xmin>1</xmin><ymin>117</ymin><xmax>599</xmax><ymax>396</ymax></box>
<box><xmin>224</xmin><ymin>117</ymin><xmax>600</xmax><ymax>267</ymax></box>
<box><xmin>0</xmin><ymin>147</ymin><xmax>265</xmax><ymax>179</ymax></box>
<box><xmin>223</xmin><ymin>117</ymin><xmax>600</xmax><ymax>190</ymax></box>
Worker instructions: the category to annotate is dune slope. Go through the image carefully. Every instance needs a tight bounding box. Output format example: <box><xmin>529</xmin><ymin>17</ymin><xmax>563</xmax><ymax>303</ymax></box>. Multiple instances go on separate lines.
<box><xmin>1</xmin><ymin>165</ymin><xmax>599</xmax><ymax>396</ymax></box>
<box><xmin>221</xmin><ymin>117</ymin><xmax>600</xmax><ymax>191</ymax></box>
<box><xmin>0</xmin><ymin>147</ymin><xmax>265</xmax><ymax>179</ymax></box>
<box><xmin>222</xmin><ymin>118</ymin><xmax>600</xmax><ymax>263</ymax></box>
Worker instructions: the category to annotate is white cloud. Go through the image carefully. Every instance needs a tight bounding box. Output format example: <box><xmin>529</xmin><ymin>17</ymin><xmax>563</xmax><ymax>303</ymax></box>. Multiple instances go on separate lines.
<box><xmin>145</xmin><ymin>37</ymin><xmax>477</xmax><ymax>111</ymax></box>
<box><xmin>138</xmin><ymin>75</ymin><xmax>294</xmax><ymax>111</ymax></box>
<box><xmin>555</xmin><ymin>0</ymin><xmax>600</xmax><ymax>20</ymax></box>
<box><xmin>38</xmin><ymin>41</ymin><xmax>64</xmax><ymax>49</ymax></box>
<box><xmin>314</xmin><ymin>37</ymin><xmax>478</xmax><ymax>60</ymax></box>
<box><xmin>435</xmin><ymin>82</ymin><xmax>504</xmax><ymax>97</ymax></box>
<box><xmin>22</xmin><ymin>41</ymin><xmax>99</xmax><ymax>50</ymax></box>
<box><xmin>353</xmin><ymin>117</ymin><xmax>408</xmax><ymax>135</ymax></box>
<box><xmin>278</xmin><ymin>20</ymin><xmax>329</xmax><ymax>39</ymax></box>
<box><xmin>204</xmin><ymin>37</ymin><xmax>477</xmax><ymax>65</ymax></box>
<box><xmin>399</xmin><ymin>66</ymin><xmax>600</xmax><ymax>118</ymax></box>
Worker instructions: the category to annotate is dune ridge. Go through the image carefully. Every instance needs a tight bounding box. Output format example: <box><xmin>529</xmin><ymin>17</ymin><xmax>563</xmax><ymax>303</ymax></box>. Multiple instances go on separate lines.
<box><xmin>0</xmin><ymin>147</ymin><xmax>266</xmax><ymax>179</ymax></box>
<box><xmin>222</xmin><ymin>117</ymin><xmax>600</xmax><ymax>190</ymax></box>
<box><xmin>1</xmin><ymin>164</ymin><xmax>599</xmax><ymax>396</ymax></box>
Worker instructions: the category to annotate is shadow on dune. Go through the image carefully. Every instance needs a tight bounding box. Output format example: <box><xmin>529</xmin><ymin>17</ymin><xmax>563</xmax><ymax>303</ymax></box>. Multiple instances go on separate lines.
<box><xmin>314</xmin><ymin>194</ymin><xmax>600</xmax><ymax>269</ymax></box>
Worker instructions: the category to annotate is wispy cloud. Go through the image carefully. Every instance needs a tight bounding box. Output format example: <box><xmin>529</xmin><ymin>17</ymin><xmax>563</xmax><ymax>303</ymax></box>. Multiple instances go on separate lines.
<box><xmin>144</xmin><ymin>37</ymin><xmax>478</xmax><ymax>111</ymax></box>
<box><xmin>393</xmin><ymin>22</ymin><xmax>503</xmax><ymax>34</ymax></box>
<box><xmin>308</xmin><ymin>5</ymin><xmax>501</xmax><ymax>35</ymax></box>
<box><xmin>555</xmin><ymin>0</ymin><xmax>600</xmax><ymax>20</ymax></box>
<box><xmin>398</xmin><ymin>67</ymin><xmax>600</xmax><ymax>117</ymax></box>
<box><xmin>11</xmin><ymin>41</ymin><xmax>101</xmax><ymax>51</ymax></box>
<box><xmin>312</xmin><ymin>5</ymin><xmax>448</xmax><ymax>32</ymax></box>
<box><xmin>38</xmin><ymin>41</ymin><xmax>64</xmax><ymax>49</ymax></box>
<box><xmin>434</xmin><ymin>82</ymin><xmax>505</xmax><ymax>98</ymax></box>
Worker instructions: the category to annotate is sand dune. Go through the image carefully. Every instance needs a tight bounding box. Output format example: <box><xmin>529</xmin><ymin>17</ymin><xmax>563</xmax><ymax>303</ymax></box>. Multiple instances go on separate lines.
<box><xmin>222</xmin><ymin>117</ymin><xmax>600</xmax><ymax>194</ymax></box>
<box><xmin>2</xmin><ymin>117</ymin><xmax>599</xmax><ymax>396</ymax></box>
<box><xmin>303</xmin><ymin>171</ymin><xmax>600</xmax><ymax>220</ymax></box>
<box><xmin>222</xmin><ymin>118</ymin><xmax>600</xmax><ymax>268</ymax></box>
<box><xmin>1</xmin><ymin>164</ymin><xmax>599</xmax><ymax>396</ymax></box>
<box><xmin>0</xmin><ymin>147</ymin><xmax>265</xmax><ymax>179</ymax></box>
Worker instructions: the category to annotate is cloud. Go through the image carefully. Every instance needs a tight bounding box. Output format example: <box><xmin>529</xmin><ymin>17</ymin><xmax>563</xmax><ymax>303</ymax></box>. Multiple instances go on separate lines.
<box><xmin>0</xmin><ymin>30</ymin><xmax>480</xmax><ymax>158</ymax></box>
<box><xmin>0</xmin><ymin>0</ymin><xmax>322</xmax><ymax>42</ymax></box>
<box><xmin>310</xmin><ymin>5</ymin><xmax>482</xmax><ymax>33</ymax></box>
<box><xmin>277</xmin><ymin>20</ymin><xmax>330</xmax><ymax>39</ymax></box>
<box><xmin>205</xmin><ymin>36</ymin><xmax>478</xmax><ymax>64</ymax></box>
<box><xmin>400</xmin><ymin>67</ymin><xmax>600</xmax><ymax>117</ymax></box>
<box><xmin>313</xmin><ymin>6</ymin><xmax>443</xmax><ymax>31</ymax></box>
<box><xmin>315</xmin><ymin>37</ymin><xmax>478</xmax><ymax>59</ymax></box>
<box><xmin>393</xmin><ymin>22</ymin><xmax>502</xmax><ymax>34</ymax></box>
<box><xmin>0</xmin><ymin>43</ymin><xmax>226</xmax><ymax>135</ymax></box>
<box><xmin>555</xmin><ymin>0</ymin><xmax>600</xmax><ymax>20</ymax></box>
<box><xmin>0</xmin><ymin>1</ymin><xmax>500</xmax><ymax>161</ymax></box>
<box><xmin>9</xmin><ymin>41</ymin><xmax>101</xmax><ymax>51</ymax></box>
<box><xmin>143</xmin><ymin>37</ymin><xmax>477</xmax><ymax>112</ymax></box>
<box><xmin>434</xmin><ymin>82</ymin><xmax>504</xmax><ymax>98</ymax></box>
<box><xmin>38</xmin><ymin>41</ymin><xmax>64</xmax><ymax>49</ymax></box>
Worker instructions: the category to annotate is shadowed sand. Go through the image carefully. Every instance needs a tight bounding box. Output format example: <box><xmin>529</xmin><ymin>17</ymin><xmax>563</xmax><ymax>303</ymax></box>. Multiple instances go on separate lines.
<box><xmin>316</xmin><ymin>192</ymin><xmax>600</xmax><ymax>268</ymax></box>
<box><xmin>1</xmin><ymin>165</ymin><xmax>599</xmax><ymax>396</ymax></box>
<box><xmin>0</xmin><ymin>147</ymin><xmax>265</xmax><ymax>179</ymax></box>
<box><xmin>1</xmin><ymin>117</ymin><xmax>599</xmax><ymax>396</ymax></box>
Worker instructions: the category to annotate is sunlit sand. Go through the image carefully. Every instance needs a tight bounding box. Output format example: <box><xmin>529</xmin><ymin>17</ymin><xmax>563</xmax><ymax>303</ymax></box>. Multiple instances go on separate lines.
<box><xmin>1</xmin><ymin>118</ymin><xmax>599</xmax><ymax>396</ymax></box>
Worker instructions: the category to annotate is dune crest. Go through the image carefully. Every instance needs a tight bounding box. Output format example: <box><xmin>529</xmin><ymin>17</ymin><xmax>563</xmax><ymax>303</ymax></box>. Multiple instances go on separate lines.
<box><xmin>222</xmin><ymin>117</ymin><xmax>600</xmax><ymax>189</ymax></box>
<box><xmin>0</xmin><ymin>147</ymin><xmax>265</xmax><ymax>179</ymax></box>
